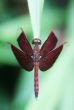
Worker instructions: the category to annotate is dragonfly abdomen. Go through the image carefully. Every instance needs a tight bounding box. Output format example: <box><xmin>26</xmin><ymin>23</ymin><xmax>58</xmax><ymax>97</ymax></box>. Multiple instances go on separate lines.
<box><xmin>34</xmin><ymin>63</ymin><xmax>39</xmax><ymax>98</ymax></box>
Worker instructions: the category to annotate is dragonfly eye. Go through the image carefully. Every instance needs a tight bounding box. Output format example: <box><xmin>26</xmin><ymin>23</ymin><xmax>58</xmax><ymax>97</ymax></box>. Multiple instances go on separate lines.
<box><xmin>32</xmin><ymin>38</ymin><xmax>41</xmax><ymax>45</ymax></box>
<box><xmin>31</xmin><ymin>56</ymin><xmax>33</xmax><ymax>59</ymax></box>
<box><xmin>39</xmin><ymin>56</ymin><xmax>42</xmax><ymax>59</ymax></box>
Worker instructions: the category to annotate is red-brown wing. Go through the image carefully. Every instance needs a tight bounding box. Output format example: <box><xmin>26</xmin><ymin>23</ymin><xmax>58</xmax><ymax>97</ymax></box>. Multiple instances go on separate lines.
<box><xmin>39</xmin><ymin>45</ymin><xmax>63</xmax><ymax>71</ymax></box>
<box><xmin>9</xmin><ymin>43</ymin><xmax>34</xmax><ymax>71</ymax></box>
<box><xmin>17</xmin><ymin>32</ymin><xmax>33</xmax><ymax>56</ymax></box>
<box><xmin>40</xmin><ymin>32</ymin><xmax>58</xmax><ymax>58</ymax></box>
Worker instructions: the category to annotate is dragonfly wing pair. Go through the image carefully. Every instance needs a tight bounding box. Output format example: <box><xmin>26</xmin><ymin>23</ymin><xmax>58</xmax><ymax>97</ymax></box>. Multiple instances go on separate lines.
<box><xmin>10</xmin><ymin>32</ymin><xmax>63</xmax><ymax>71</ymax></box>
<box><xmin>10</xmin><ymin>32</ymin><xmax>34</xmax><ymax>71</ymax></box>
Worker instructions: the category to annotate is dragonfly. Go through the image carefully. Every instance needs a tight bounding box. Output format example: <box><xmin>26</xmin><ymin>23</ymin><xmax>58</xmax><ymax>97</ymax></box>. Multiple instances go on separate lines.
<box><xmin>9</xmin><ymin>31</ymin><xmax>63</xmax><ymax>98</ymax></box>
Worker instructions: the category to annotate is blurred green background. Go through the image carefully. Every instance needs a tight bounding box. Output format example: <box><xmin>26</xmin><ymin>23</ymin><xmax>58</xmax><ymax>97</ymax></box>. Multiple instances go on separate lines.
<box><xmin>0</xmin><ymin>0</ymin><xmax>74</xmax><ymax>110</ymax></box>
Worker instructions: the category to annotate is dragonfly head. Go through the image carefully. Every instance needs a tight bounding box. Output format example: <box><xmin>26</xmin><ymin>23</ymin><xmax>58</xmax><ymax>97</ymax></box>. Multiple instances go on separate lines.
<box><xmin>32</xmin><ymin>38</ymin><xmax>41</xmax><ymax>45</ymax></box>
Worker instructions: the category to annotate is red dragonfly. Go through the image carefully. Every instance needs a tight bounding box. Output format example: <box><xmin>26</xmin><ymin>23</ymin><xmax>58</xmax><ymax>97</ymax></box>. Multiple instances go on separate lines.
<box><xmin>9</xmin><ymin>31</ymin><xmax>63</xmax><ymax>98</ymax></box>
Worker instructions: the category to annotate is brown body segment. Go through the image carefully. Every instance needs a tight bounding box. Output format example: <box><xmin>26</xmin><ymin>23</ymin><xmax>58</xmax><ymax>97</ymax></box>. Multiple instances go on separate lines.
<box><xmin>34</xmin><ymin>63</ymin><xmax>39</xmax><ymax>98</ymax></box>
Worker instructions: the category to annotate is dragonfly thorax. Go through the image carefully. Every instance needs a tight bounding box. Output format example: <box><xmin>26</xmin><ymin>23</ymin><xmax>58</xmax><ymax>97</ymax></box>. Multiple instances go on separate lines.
<box><xmin>31</xmin><ymin>42</ymin><xmax>41</xmax><ymax>63</ymax></box>
<box><xmin>31</xmin><ymin>38</ymin><xmax>41</xmax><ymax>63</ymax></box>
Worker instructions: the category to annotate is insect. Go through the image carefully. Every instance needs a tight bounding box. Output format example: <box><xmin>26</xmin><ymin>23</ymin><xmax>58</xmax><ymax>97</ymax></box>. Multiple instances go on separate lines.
<box><xmin>9</xmin><ymin>31</ymin><xmax>63</xmax><ymax>98</ymax></box>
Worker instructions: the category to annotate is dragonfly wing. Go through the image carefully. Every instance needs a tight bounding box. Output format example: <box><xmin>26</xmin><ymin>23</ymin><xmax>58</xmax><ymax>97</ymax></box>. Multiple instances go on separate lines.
<box><xmin>17</xmin><ymin>32</ymin><xmax>33</xmax><ymax>56</ymax></box>
<box><xmin>40</xmin><ymin>32</ymin><xmax>58</xmax><ymax>58</ymax></box>
<box><xmin>39</xmin><ymin>45</ymin><xmax>63</xmax><ymax>71</ymax></box>
<box><xmin>10</xmin><ymin>43</ymin><xmax>34</xmax><ymax>71</ymax></box>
